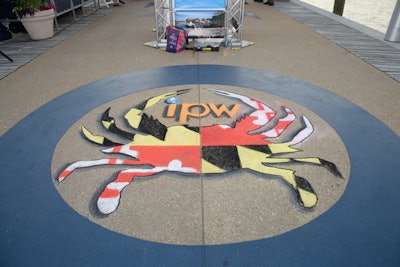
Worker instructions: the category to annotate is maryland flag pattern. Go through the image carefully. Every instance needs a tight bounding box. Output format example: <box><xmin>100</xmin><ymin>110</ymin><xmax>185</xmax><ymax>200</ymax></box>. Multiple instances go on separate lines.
<box><xmin>57</xmin><ymin>88</ymin><xmax>343</xmax><ymax>215</ymax></box>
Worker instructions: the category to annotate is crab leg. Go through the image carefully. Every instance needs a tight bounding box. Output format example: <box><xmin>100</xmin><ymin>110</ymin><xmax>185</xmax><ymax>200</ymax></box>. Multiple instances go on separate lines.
<box><xmin>261</xmin><ymin>157</ymin><xmax>343</xmax><ymax>178</ymax></box>
<box><xmin>257</xmin><ymin>164</ymin><xmax>317</xmax><ymax>208</ymax></box>
<box><xmin>97</xmin><ymin>168</ymin><xmax>158</xmax><ymax>215</ymax></box>
<box><xmin>238</xmin><ymin>145</ymin><xmax>318</xmax><ymax>208</ymax></box>
<box><xmin>237</xmin><ymin>145</ymin><xmax>343</xmax><ymax>208</ymax></box>
<box><xmin>57</xmin><ymin>158</ymin><xmax>144</xmax><ymax>182</ymax></box>
<box><xmin>97</xmin><ymin>159</ymin><xmax>198</xmax><ymax>214</ymax></box>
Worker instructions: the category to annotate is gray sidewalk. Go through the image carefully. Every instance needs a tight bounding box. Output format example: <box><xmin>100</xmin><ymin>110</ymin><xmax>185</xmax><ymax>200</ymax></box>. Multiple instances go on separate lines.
<box><xmin>1</xmin><ymin>0</ymin><xmax>399</xmax><ymax>137</ymax></box>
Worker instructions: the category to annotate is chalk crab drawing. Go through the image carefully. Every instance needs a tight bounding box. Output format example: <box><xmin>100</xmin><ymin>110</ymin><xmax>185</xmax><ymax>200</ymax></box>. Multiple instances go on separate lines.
<box><xmin>57</xmin><ymin>88</ymin><xmax>342</xmax><ymax>215</ymax></box>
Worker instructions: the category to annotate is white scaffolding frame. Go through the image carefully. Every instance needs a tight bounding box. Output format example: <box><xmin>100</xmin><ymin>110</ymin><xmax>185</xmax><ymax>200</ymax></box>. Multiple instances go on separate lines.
<box><xmin>225</xmin><ymin>0</ymin><xmax>245</xmax><ymax>47</ymax></box>
<box><xmin>154</xmin><ymin>0</ymin><xmax>173</xmax><ymax>47</ymax></box>
<box><xmin>148</xmin><ymin>0</ymin><xmax>246</xmax><ymax>48</ymax></box>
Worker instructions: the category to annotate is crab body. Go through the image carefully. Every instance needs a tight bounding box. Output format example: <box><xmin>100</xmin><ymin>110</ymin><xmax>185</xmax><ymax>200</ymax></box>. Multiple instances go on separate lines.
<box><xmin>57</xmin><ymin>88</ymin><xmax>342</xmax><ymax>215</ymax></box>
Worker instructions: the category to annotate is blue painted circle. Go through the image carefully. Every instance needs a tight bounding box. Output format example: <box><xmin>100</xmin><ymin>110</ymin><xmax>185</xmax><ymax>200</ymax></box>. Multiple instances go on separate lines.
<box><xmin>1</xmin><ymin>65</ymin><xmax>399</xmax><ymax>266</ymax></box>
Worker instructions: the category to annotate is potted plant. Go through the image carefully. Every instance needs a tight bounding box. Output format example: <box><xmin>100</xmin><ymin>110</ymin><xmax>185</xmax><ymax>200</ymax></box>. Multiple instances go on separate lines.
<box><xmin>12</xmin><ymin>0</ymin><xmax>56</xmax><ymax>40</ymax></box>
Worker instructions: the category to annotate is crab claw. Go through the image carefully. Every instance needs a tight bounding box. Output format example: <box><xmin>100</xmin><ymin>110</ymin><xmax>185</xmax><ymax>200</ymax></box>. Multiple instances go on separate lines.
<box><xmin>289</xmin><ymin>116</ymin><xmax>313</xmax><ymax>145</ymax></box>
<box><xmin>207</xmin><ymin>88</ymin><xmax>255</xmax><ymax>106</ymax></box>
<box><xmin>206</xmin><ymin>88</ymin><xmax>273</xmax><ymax>111</ymax></box>
<box><xmin>176</xmin><ymin>88</ymin><xmax>191</xmax><ymax>95</ymax></box>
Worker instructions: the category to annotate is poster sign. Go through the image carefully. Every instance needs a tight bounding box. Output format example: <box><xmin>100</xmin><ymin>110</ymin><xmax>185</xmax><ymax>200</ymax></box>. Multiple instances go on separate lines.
<box><xmin>174</xmin><ymin>0</ymin><xmax>225</xmax><ymax>9</ymax></box>
<box><xmin>174</xmin><ymin>0</ymin><xmax>226</xmax><ymax>37</ymax></box>
<box><xmin>175</xmin><ymin>10</ymin><xmax>225</xmax><ymax>37</ymax></box>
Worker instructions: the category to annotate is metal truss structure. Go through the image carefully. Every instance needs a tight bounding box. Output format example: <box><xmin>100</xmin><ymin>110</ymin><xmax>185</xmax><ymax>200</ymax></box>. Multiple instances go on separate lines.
<box><xmin>225</xmin><ymin>0</ymin><xmax>245</xmax><ymax>47</ymax></box>
<box><xmin>154</xmin><ymin>0</ymin><xmax>173</xmax><ymax>47</ymax></box>
<box><xmin>148</xmin><ymin>0</ymin><xmax>245</xmax><ymax>48</ymax></box>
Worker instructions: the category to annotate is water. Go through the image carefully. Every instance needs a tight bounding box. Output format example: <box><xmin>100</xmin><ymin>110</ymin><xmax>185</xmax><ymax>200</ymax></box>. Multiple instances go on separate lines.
<box><xmin>299</xmin><ymin>0</ymin><xmax>397</xmax><ymax>33</ymax></box>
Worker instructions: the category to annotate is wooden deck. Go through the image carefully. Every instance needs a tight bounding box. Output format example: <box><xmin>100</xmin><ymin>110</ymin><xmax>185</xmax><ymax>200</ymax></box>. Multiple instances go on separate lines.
<box><xmin>276</xmin><ymin>1</ymin><xmax>400</xmax><ymax>83</ymax></box>
<box><xmin>0</xmin><ymin>8</ymin><xmax>111</xmax><ymax>80</ymax></box>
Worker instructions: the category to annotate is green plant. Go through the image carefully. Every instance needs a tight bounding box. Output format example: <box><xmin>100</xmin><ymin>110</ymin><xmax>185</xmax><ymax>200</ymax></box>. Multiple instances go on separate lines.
<box><xmin>11</xmin><ymin>0</ymin><xmax>55</xmax><ymax>18</ymax></box>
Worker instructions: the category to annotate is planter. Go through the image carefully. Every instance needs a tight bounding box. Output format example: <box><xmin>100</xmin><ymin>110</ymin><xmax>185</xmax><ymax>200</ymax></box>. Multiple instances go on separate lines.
<box><xmin>20</xmin><ymin>9</ymin><xmax>55</xmax><ymax>40</ymax></box>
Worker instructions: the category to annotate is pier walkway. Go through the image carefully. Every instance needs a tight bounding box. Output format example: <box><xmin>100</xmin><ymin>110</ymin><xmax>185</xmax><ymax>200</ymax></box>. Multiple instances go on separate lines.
<box><xmin>1</xmin><ymin>0</ymin><xmax>399</xmax><ymax>266</ymax></box>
